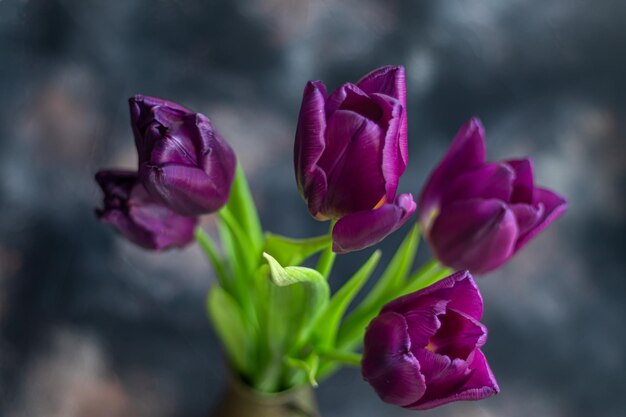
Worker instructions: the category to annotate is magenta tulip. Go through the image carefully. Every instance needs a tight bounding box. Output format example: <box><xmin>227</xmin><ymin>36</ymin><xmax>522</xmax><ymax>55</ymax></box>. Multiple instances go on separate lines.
<box><xmin>294</xmin><ymin>66</ymin><xmax>416</xmax><ymax>253</ymax></box>
<box><xmin>362</xmin><ymin>270</ymin><xmax>499</xmax><ymax>410</ymax></box>
<box><xmin>418</xmin><ymin>118</ymin><xmax>567</xmax><ymax>274</ymax></box>
<box><xmin>130</xmin><ymin>95</ymin><xmax>236</xmax><ymax>217</ymax></box>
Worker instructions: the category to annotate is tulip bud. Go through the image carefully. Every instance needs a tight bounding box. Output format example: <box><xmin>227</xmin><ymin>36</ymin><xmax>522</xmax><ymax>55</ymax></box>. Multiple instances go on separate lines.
<box><xmin>294</xmin><ymin>66</ymin><xmax>415</xmax><ymax>253</ymax></box>
<box><xmin>418</xmin><ymin>118</ymin><xmax>567</xmax><ymax>274</ymax></box>
<box><xmin>130</xmin><ymin>95</ymin><xmax>236</xmax><ymax>217</ymax></box>
<box><xmin>361</xmin><ymin>271</ymin><xmax>499</xmax><ymax>410</ymax></box>
<box><xmin>95</xmin><ymin>170</ymin><xmax>197</xmax><ymax>250</ymax></box>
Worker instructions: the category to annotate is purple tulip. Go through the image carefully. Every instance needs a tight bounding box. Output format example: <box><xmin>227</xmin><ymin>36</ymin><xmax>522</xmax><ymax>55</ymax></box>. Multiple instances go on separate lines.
<box><xmin>294</xmin><ymin>66</ymin><xmax>416</xmax><ymax>253</ymax></box>
<box><xmin>361</xmin><ymin>271</ymin><xmax>499</xmax><ymax>410</ymax></box>
<box><xmin>95</xmin><ymin>169</ymin><xmax>197</xmax><ymax>250</ymax></box>
<box><xmin>419</xmin><ymin>118</ymin><xmax>567</xmax><ymax>274</ymax></box>
<box><xmin>129</xmin><ymin>95</ymin><xmax>236</xmax><ymax>217</ymax></box>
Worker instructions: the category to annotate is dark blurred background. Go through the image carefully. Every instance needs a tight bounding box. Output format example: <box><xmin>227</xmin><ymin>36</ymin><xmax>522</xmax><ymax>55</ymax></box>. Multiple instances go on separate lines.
<box><xmin>1</xmin><ymin>1</ymin><xmax>624</xmax><ymax>416</ymax></box>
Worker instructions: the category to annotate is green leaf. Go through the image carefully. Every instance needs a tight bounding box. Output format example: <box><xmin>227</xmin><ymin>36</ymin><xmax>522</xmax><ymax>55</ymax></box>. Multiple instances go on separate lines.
<box><xmin>359</xmin><ymin>224</ymin><xmax>419</xmax><ymax>309</ymax></box>
<box><xmin>224</xmin><ymin>164</ymin><xmax>264</xmax><ymax>253</ymax></box>
<box><xmin>216</xmin><ymin>218</ymin><xmax>256</xmax><ymax>324</ymax></box>
<box><xmin>195</xmin><ymin>227</ymin><xmax>230</xmax><ymax>292</ymax></box>
<box><xmin>207</xmin><ymin>285</ymin><xmax>252</xmax><ymax>374</ymax></box>
<box><xmin>217</xmin><ymin>218</ymin><xmax>240</xmax><ymax>277</ymax></box>
<box><xmin>337</xmin><ymin>225</ymin><xmax>420</xmax><ymax>350</ymax></box>
<box><xmin>314</xmin><ymin>250</ymin><xmax>381</xmax><ymax>349</ymax></box>
<box><xmin>219</xmin><ymin>208</ymin><xmax>258</xmax><ymax>275</ymax></box>
<box><xmin>263</xmin><ymin>253</ymin><xmax>329</xmax><ymax>352</ymax></box>
<box><xmin>263</xmin><ymin>233</ymin><xmax>331</xmax><ymax>266</ymax></box>
<box><xmin>403</xmin><ymin>261</ymin><xmax>453</xmax><ymax>295</ymax></box>
<box><xmin>216</xmin><ymin>165</ymin><xmax>264</xmax><ymax>287</ymax></box>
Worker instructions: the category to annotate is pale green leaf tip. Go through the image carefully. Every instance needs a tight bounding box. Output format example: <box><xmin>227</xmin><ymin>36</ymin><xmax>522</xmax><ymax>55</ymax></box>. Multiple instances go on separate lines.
<box><xmin>263</xmin><ymin>252</ymin><xmax>286</xmax><ymax>285</ymax></box>
<box><xmin>262</xmin><ymin>252</ymin><xmax>290</xmax><ymax>286</ymax></box>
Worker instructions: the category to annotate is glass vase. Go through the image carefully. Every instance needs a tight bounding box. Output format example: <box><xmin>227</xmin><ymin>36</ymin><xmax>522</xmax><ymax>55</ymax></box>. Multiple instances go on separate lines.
<box><xmin>209</xmin><ymin>374</ymin><xmax>320</xmax><ymax>417</ymax></box>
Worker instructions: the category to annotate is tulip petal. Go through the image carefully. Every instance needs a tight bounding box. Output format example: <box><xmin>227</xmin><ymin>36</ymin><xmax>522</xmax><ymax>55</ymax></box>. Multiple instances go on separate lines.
<box><xmin>97</xmin><ymin>209</ymin><xmax>155</xmax><ymax>249</ymax></box>
<box><xmin>446</xmin><ymin>272</ymin><xmax>484</xmax><ymax>321</ymax></box>
<box><xmin>332</xmin><ymin>193</ymin><xmax>416</xmax><ymax>253</ymax></box>
<box><xmin>515</xmin><ymin>188</ymin><xmax>567</xmax><ymax>252</ymax></box>
<box><xmin>411</xmin><ymin>349</ymin><xmax>499</xmax><ymax>410</ymax></box>
<box><xmin>326</xmin><ymin>83</ymin><xmax>382</xmax><ymax>121</ymax></box>
<box><xmin>430</xmin><ymin>309</ymin><xmax>487</xmax><ymax>359</ymax></box>
<box><xmin>441</xmin><ymin>163</ymin><xmax>515</xmax><ymax>206</ymax></box>
<box><xmin>95</xmin><ymin>170</ymin><xmax>196</xmax><ymax>250</ymax></box>
<box><xmin>357</xmin><ymin>65</ymin><xmax>406</xmax><ymax>102</ymax></box>
<box><xmin>382</xmin><ymin>271</ymin><xmax>483</xmax><ymax>320</ymax></box>
<box><xmin>320</xmin><ymin>110</ymin><xmax>386</xmax><ymax>215</ymax></box>
<box><xmin>401</xmin><ymin>300</ymin><xmax>447</xmax><ymax>347</ymax></box>
<box><xmin>411</xmin><ymin>349</ymin><xmax>472</xmax><ymax>405</ymax></box>
<box><xmin>510</xmin><ymin>203</ymin><xmax>543</xmax><ymax>235</ymax></box>
<box><xmin>196</xmin><ymin>116</ymin><xmax>237</xmax><ymax>192</ymax></box>
<box><xmin>371</xmin><ymin>93</ymin><xmax>404</xmax><ymax>201</ymax></box>
<box><xmin>418</xmin><ymin>118</ymin><xmax>486</xmax><ymax>220</ymax></box>
<box><xmin>362</xmin><ymin>312</ymin><xmax>426</xmax><ymax>407</ymax></box>
<box><xmin>385</xmin><ymin>271</ymin><xmax>484</xmax><ymax>321</ymax></box>
<box><xmin>142</xmin><ymin>164</ymin><xmax>230</xmax><ymax>217</ymax></box>
<box><xmin>506</xmin><ymin>158</ymin><xmax>535</xmax><ymax>204</ymax></box>
<box><xmin>95</xmin><ymin>169</ymin><xmax>135</xmax><ymax>202</ymax></box>
<box><xmin>294</xmin><ymin>81</ymin><xmax>328</xmax><ymax>200</ymax></box>
<box><xmin>429</xmin><ymin>199</ymin><xmax>519</xmax><ymax>274</ymax></box>
<box><xmin>146</xmin><ymin>124</ymin><xmax>197</xmax><ymax>167</ymax></box>
<box><xmin>130</xmin><ymin>95</ymin><xmax>192</xmax><ymax>153</ymax></box>
<box><xmin>357</xmin><ymin>66</ymin><xmax>408</xmax><ymax>168</ymax></box>
<box><xmin>325</xmin><ymin>82</ymin><xmax>356</xmax><ymax>118</ymax></box>
<box><xmin>130</xmin><ymin>95</ymin><xmax>191</xmax><ymax>120</ymax></box>
<box><xmin>303</xmin><ymin>167</ymin><xmax>329</xmax><ymax>219</ymax></box>
<box><xmin>461</xmin><ymin>349</ymin><xmax>500</xmax><ymax>396</ymax></box>
<box><xmin>129</xmin><ymin>185</ymin><xmax>198</xmax><ymax>249</ymax></box>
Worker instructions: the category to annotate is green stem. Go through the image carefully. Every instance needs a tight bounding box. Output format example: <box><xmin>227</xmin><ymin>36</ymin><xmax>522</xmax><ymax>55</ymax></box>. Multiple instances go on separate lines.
<box><xmin>316</xmin><ymin>221</ymin><xmax>337</xmax><ymax>279</ymax></box>
<box><xmin>316</xmin><ymin>245</ymin><xmax>335</xmax><ymax>279</ymax></box>
<box><xmin>319</xmin><ymin>349</ymin><xmax>362</xmax><ymax>367</ymax></box>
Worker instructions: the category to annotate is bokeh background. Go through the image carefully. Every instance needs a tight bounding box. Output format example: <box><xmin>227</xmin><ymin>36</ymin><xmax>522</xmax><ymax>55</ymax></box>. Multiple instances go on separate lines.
<box><xmin>1</xmin><ymin>1</ymin><xmax>625</xmax><ymax>416</ymax></box>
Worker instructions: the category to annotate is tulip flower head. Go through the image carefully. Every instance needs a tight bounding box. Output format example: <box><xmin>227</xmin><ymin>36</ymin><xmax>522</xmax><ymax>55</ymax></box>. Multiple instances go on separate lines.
<box><xmin>130</xmin><ymin>95</ymin><xmax>236</xmax><ymax>217</ymax></box>
<box><xmin>361</xmin><ymin>271</ymin><xmax>499</xmax><ymax>410</ymax></box>
<box><xmin>418</xmin><ymin>118</ymin><xmax>568</xmax><ymax>274</ymax></box>
<box><xmin>294</xmin><ymin>66</ymin><xmax>416</xmax><ymax>253</ymax></box>
<box><xmin>95</xmin><ymin>170</ymin><xmax>197</xmax><ymax>250</ymax></box>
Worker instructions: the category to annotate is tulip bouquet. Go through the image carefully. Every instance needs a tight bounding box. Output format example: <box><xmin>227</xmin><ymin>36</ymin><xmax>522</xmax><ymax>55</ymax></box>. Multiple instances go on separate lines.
<box><xmin>95</xmin><ymin>66</ymin><xmax>566</xmax><ymax>413</ymax></box>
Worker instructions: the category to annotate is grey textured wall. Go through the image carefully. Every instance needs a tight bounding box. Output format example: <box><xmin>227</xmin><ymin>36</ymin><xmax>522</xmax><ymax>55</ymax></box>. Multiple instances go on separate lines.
<box><xmin>0</xmin><ymin>1</ymin><xmax>624</xmax><ymax>416</ymax></box>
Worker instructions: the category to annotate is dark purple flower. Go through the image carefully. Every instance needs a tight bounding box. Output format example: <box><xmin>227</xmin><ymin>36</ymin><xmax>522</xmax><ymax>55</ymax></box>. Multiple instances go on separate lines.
<box><xmin>95</xmin><ymin>169</ymin><xmax>197</xmax><ymax>250</ymax></box>
<box><xmin>418</xmin><ymin>118</ymin><xmax>568</xmax><ymax>274</ymax></box>
<box><xmin>361</xmin><ymin>271</ymin><xmax>499</xmax><ymax>410</ymax></box>
<box><xmin>130</xmin><ymin>95</ymin><xmax>236</xmax><ymax>216</ymax></box>
<box><xmin>294</xmin><ymin>66</ymin><xmax>416</xmax><ymax>253</ymax></box>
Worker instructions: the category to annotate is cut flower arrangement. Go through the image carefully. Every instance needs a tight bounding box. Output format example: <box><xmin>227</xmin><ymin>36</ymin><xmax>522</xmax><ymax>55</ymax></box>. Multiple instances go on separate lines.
<box><xmin>95</xmin><ymin>66</ymin><xmax>567</xmax><ymax>416</ymax></box>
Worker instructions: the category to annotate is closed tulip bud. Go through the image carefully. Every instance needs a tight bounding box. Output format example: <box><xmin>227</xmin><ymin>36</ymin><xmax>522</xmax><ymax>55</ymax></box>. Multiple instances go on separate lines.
<box><xmin>95</xmin><ymin>170</ymin><xmax>197</xmax><ymax>250</ymax></box>
<box><xmin>294</xmin><ymin>66</ymin><xmax>416</xmax><ymax>253</ymax></box>
<box><xmin>130</xmin><ymin>95</ymin><xmax>236</xmax><ymax>217</ymax></box>
<box><xmin>419</xmin><ymin>118</ymin><xmax>567</xmax><ymax>274</ymax></box>
<box><xmin>362</xmin><ymin>271</ymin><xmax>499</xmax><ymax>410</ymax></box>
